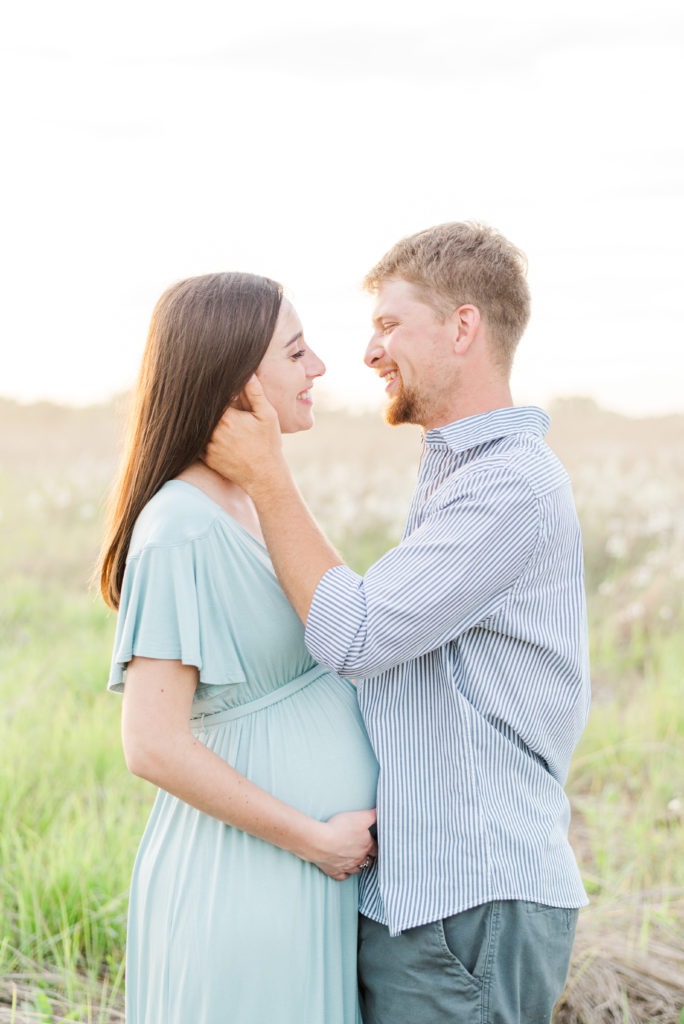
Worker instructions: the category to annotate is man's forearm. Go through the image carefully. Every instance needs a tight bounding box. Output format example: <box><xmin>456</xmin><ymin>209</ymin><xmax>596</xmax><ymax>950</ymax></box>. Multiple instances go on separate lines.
<box><xmin>251</xmin><ymin>462</ymin><xmax>343</xmax><ymax>623</ymax></box>
<box><xmin>203</xmin><ymin>379</ymin><xmax>343</xmax><ymax>619</ymax></box>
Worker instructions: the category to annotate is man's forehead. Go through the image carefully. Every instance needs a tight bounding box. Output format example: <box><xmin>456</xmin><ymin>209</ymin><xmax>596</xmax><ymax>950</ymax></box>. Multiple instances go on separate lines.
<box><xmin>372</xmin><ymin>278</ymin><xmax>424</xmax><ymax>319</ymax></box>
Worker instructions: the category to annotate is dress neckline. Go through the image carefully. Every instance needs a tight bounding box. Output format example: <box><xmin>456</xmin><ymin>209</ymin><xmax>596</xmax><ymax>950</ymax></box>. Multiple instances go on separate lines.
<box><xmin>166</xmin><ymin>478</ymin><xmax>269</xmax><ymax>552</ymax></box>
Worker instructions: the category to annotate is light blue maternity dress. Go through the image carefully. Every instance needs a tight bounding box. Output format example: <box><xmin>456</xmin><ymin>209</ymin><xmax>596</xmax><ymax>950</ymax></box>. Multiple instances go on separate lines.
<box><xmin>108</xmin><ymin>480</ymin><xmax>379</xmax><ymax>1024</ymax></box>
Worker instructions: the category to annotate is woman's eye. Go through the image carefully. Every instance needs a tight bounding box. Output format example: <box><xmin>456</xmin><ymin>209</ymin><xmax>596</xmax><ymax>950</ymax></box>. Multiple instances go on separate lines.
<box><xmin>291</xmin><ymin>349</ymin><xmax>306</xmax><ymax>360</ymax></box>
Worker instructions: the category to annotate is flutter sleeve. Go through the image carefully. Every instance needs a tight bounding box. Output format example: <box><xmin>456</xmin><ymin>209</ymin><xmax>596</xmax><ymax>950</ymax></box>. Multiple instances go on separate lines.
<box><xmin>108</xmin><ymin>537</ymin><xmax>246</xmax><ymax>692</ymax></box>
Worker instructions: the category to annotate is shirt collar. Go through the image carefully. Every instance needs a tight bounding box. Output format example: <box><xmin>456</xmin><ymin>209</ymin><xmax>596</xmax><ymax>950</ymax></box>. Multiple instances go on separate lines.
<box><xmin>424</xmin><ymin>406</ymin><xmax>550</xmax><ymax>454</ymax></box>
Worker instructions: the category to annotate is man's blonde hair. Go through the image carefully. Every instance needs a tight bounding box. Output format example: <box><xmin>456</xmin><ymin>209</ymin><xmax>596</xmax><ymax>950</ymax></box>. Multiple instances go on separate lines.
<box><xmin>364</xmin><ymin>222</ymin><xmax>531</xmax><ymax>372</ymax></box>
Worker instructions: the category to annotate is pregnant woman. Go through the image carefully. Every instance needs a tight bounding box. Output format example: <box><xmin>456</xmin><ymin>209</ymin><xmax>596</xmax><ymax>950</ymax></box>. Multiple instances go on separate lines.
<box><xmin>98</xmin><ymin>272</ymin><xmax>378</xmax><ymax>1024</ymax></box>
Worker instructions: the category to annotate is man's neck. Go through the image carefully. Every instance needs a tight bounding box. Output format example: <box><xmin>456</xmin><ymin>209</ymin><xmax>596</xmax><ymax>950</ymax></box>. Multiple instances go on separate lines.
<box><xmin>421</xmin><ymin>383</ymin><xmax>514</xmax><ymax>432</ymax></box>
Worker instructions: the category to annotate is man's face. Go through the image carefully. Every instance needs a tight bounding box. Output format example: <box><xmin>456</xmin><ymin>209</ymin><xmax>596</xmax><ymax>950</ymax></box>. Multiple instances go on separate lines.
<box><xmin>364</xmin><ymin>278</ymin><xmax>458</xmax><ymax>429</ymax></box>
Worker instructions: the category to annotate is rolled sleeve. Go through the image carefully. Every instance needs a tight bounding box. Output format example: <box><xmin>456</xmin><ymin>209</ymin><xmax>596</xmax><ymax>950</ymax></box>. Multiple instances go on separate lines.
<box><xmin>304</xmin><ymin>563</ymin><xmax>366</xmax><ymax>674</ymax></box>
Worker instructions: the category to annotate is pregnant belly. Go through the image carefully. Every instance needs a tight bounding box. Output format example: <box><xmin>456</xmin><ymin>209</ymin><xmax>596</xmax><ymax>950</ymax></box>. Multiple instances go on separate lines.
<box><xmin>196</xmin><ymin>674</ymin><xmax>378</xmax><ymax>821</ymax></box>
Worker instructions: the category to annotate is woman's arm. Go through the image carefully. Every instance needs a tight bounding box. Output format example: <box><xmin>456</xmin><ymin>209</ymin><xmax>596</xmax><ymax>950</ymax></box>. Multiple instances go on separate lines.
<box><xmin>122</xmin><ymin>656</ymin><xmax>376</xmax><ymax>880</ymax></box>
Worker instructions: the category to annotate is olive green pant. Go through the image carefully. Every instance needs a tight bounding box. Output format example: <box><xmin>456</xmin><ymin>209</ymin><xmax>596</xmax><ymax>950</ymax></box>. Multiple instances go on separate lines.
<box><xmin>358</xmin><ymin>901</ymin><xmax>578</xmax><ymax>1024</ymax></box>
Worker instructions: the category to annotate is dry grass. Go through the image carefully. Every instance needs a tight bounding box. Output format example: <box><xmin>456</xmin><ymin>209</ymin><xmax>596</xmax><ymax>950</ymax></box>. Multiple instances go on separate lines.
<box><xmin>0</xmin><ymin>973</ymin><xmax>125</xmax><ymax>1024</ymax></box>
<box><xmin>558</xmin><ymin>894</ymin><xmax>684</xmax><ymax>1024</ymax></box>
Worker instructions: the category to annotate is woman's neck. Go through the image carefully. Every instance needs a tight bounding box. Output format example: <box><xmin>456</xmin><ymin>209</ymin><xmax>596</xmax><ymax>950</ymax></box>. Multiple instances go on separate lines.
<box><xmin>176</xmin><ymin>461</ymin><xmax>264</xmax><ymax>542</ymax></box>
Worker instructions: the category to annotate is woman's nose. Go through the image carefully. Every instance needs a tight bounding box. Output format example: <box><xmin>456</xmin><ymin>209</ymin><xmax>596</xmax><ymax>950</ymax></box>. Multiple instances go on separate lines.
<box><xmin>308</xmin><ymin>350</ymin><xmax>326</xmax><ymax>378</ymax></box>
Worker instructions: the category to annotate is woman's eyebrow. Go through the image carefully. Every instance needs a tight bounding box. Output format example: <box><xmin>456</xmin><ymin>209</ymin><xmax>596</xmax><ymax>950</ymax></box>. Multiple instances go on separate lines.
<box><xmin>284</xmin><ymin>331</ymin><xmax>303</xmax><ymax>349</ymax></box>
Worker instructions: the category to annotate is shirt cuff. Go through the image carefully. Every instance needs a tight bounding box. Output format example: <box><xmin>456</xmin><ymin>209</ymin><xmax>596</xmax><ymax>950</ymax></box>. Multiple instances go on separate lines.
<box><xmin>304</xmin><ymin>563</ymin><xmax>365</xmax><ymax>674</ymax></box>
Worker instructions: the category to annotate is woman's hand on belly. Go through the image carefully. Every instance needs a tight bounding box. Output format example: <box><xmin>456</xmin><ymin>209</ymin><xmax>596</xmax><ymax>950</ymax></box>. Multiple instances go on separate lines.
<box><xmin>122</xmin><ymin>656</ymin><xmax>377</xmax><ymax>876</ymax></box>
<box><xmin>306</xmin><ymin>809</ymin><xmax>378</xmax><ymax>881</ymax></box>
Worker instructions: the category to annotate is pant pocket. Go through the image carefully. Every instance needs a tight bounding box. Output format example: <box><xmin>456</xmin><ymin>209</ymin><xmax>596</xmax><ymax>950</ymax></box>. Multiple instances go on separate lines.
<box><xmin>439</xmin><ymin>901</ymin><xmax>500</xmax><ymax>981</ymax></box>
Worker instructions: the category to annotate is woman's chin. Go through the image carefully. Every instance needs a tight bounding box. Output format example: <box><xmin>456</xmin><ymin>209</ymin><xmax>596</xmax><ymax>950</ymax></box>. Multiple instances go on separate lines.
<box><xmin>296</xmin><ymin>406</ymin><xmax>317</xmax><ymax>432</ymax></box>
<box><xmin>280</xmin><ymin>411</ymin><xmax>315</xmax><ymax>435</ymax></box>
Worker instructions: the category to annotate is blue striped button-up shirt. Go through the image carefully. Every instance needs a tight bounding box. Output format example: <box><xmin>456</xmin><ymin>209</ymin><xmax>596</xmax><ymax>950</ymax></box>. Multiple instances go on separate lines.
<box><xmin>305</xmin><ymin>406</ymin><xmax>590</xmax><ymax>936</ymax></box>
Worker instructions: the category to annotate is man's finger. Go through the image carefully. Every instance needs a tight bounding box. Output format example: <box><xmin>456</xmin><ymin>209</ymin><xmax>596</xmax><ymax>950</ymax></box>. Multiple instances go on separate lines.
<box><xmin>241</xmin><ymin>374</ymin><xmax>272</xmax><ymax>417</ymax></box>
<box><xmin>231</xmin><ymin>392</ymin><xmax>249</xmax><ymax>412</ymax></box>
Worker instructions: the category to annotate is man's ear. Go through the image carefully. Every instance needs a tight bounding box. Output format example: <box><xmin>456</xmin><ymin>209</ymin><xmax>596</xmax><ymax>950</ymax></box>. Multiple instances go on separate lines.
<box><xmin>451</xmin><ymin>304</ymin><xmax>480</xmax><ymax>354</ymax></box>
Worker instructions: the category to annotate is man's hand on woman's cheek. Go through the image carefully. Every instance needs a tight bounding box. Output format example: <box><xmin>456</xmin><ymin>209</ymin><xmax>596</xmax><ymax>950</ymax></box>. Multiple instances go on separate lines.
<box><xmin>205</xmin><ymin>376</ymin><xmax>284</xmax><ymax>489</ymax></box>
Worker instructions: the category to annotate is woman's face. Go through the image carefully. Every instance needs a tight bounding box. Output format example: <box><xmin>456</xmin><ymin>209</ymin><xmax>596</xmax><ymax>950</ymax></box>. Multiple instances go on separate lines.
<box><xmin>256</xmin><ymin>299</ymin><xmax>326</xmax><ymax>434</ymax></box>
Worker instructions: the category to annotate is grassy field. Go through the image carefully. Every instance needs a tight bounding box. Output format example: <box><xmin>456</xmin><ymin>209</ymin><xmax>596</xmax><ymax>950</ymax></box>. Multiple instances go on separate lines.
<box><xmin>1</xmin><ymin>396</ymin><xmax>682</xmax><ymax>1023</ymax></box>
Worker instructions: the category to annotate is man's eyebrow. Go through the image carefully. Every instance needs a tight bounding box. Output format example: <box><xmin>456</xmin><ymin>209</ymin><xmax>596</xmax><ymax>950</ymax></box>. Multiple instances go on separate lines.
<box><xmin>284</xmin><ymin>331</ymin><xmax>303</xmax><ymax>348</ymax></box>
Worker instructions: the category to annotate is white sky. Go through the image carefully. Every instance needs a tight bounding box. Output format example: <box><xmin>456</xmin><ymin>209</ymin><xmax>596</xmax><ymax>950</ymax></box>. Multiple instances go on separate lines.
<box><xmin>1</xmin><ymin>0</ymin><xmax>683</xmax><ymax>416</ymax></box>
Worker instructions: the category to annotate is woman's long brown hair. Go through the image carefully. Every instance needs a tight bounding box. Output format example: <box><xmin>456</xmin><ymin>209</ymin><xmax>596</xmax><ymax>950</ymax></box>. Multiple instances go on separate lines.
<box><xmin>97</xmin><ymin>272</ymin><xmax>283</xmax><ymax>609</ymax></box>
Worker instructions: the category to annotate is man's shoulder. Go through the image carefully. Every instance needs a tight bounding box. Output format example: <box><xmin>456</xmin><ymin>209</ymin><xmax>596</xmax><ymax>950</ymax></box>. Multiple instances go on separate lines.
<box><xmin>500</xmin><ymin>431</ymin><xmax>570</xmax><ymax>496</ymax></box>
<box><xmin>479</xmin><ymin>430</ymin><xmax>569</xmax><ymax>493</ymax></box>
<box><xmin>439</xmin><ymin>433</ymin><xmax>570</xmax><ymax>504</ymax></box>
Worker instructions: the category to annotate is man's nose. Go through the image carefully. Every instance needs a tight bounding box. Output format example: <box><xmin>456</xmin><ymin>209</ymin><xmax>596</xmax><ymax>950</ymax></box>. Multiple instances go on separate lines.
<box><xmin>364</xmin><ymin>333</ymin><xmax>385</xmax><ymax>367</ymax></box>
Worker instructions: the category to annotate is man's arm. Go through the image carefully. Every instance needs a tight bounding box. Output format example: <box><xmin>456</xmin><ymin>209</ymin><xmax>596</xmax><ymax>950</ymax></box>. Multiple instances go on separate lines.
<box><xmin>207</xmin><ymin>379</ymin><xmax>542</xmax><ymax>681</ymax></box>
<box><xmin>205</xmin><ymin>376</ymin><xmax>343</xmax><ymax>623</ymax></box>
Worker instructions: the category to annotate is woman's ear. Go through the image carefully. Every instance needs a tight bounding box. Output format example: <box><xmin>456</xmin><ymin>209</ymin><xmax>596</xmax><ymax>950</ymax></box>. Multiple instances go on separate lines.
<box><xmin>230</xmin><ymin>372</ymin><xmax>261</xmax><ymax>411</ymax></box>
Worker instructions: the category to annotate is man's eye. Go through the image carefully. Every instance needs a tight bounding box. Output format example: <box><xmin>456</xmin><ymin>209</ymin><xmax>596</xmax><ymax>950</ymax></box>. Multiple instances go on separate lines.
<box><xmin>382</xmin><ymin>324</ymin><xmax>395</xmax><ymax>334</ymax></box>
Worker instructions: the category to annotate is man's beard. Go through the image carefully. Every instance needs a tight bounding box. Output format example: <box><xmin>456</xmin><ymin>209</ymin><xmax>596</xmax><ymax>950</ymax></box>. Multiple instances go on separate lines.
<box><xmin>384</xmin><ymin>381</ymin><xmax>429</xmax><ymax>427</ymax></box>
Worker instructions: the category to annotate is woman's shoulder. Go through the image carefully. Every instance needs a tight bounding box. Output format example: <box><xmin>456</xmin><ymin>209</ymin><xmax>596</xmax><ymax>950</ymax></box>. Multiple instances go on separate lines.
<box><xmin>129</xmin><ymin>480</ymin><xmax>222</xmax><ymax>556</ymax></box>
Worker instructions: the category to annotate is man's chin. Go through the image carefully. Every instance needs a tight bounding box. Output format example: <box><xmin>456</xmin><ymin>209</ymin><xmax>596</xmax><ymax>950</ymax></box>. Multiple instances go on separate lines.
<box><xmin>384</xmin><ymin>390</ymin><xmax>421</xmax><ymax>427</ymax></box>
